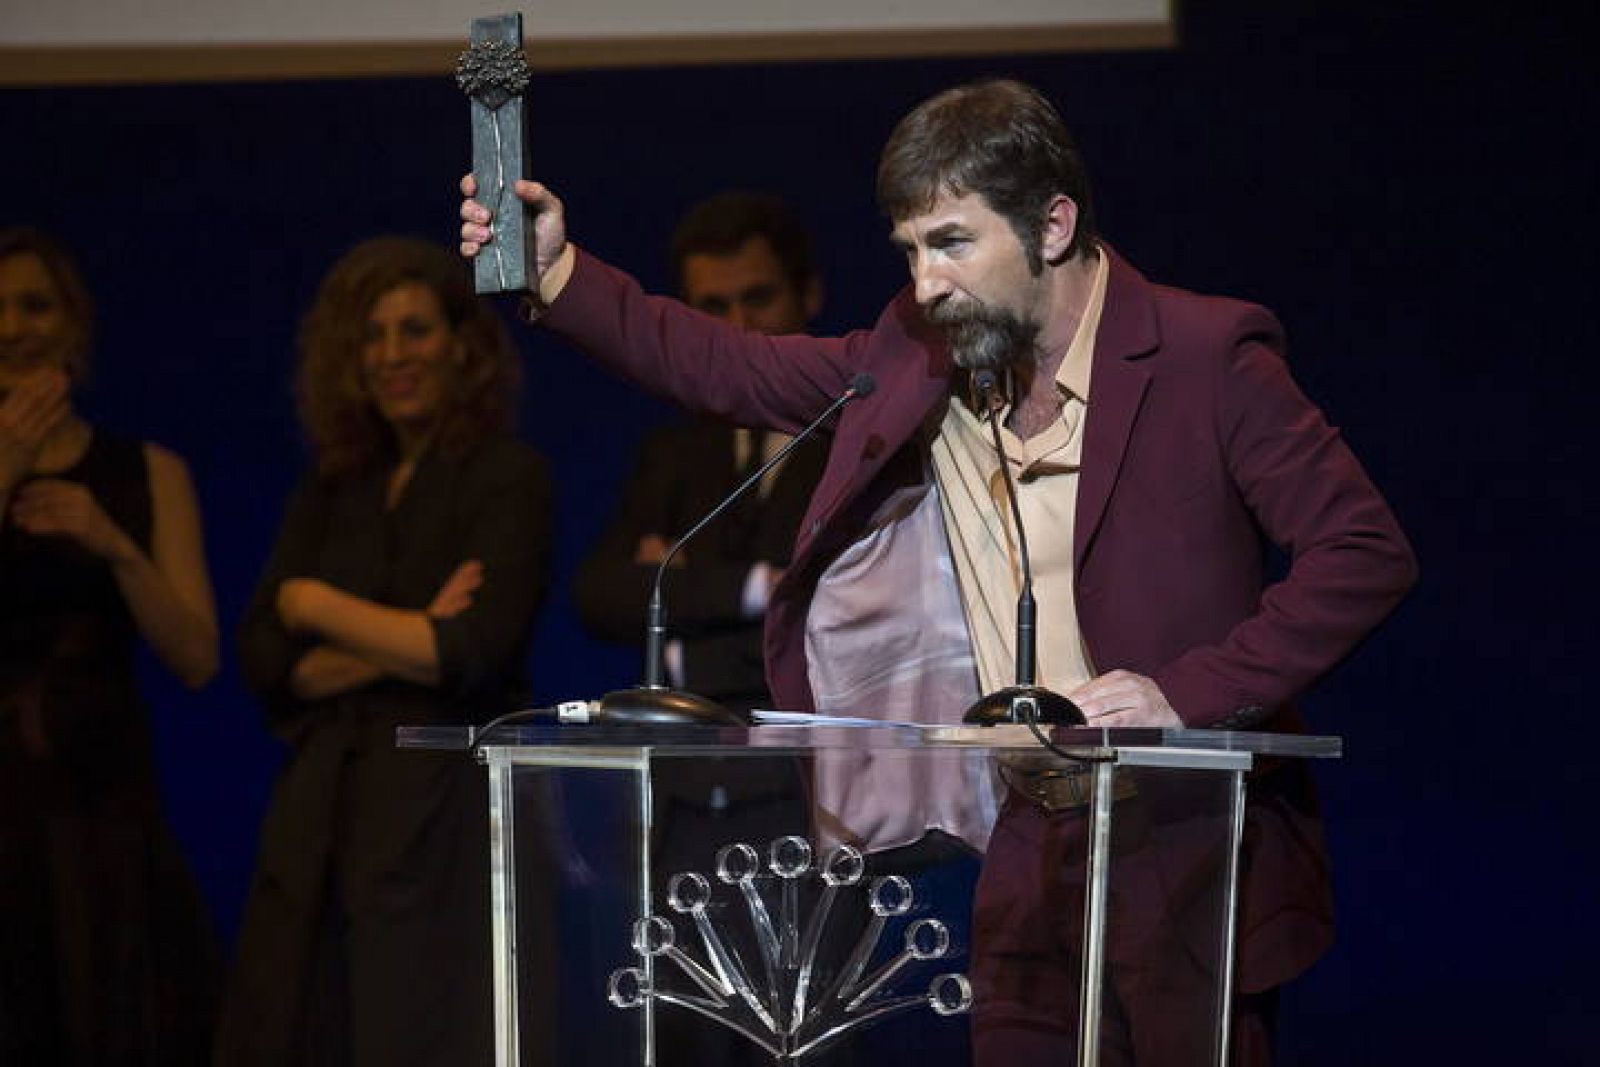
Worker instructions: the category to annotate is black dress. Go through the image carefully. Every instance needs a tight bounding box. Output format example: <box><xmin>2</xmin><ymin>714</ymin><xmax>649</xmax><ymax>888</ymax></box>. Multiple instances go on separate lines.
<box><xmin>218</xmin><ymin>434</ymin><xmax>554</xmax><ymax>1067</ymax></box>
<box><xmin>0</xmin><ymin>431</ymin><xmax>219</xmax><ymax>1066</ymax></box>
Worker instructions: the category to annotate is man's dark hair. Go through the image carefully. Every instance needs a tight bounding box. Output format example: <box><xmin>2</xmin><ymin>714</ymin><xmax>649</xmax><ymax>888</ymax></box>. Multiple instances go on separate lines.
<box><xmin>670</xmin><ymin>191</ymin><xmax>816</xmax><ymax>295</ymax></box>
<box><xmin>876</xmin><ymin>79</ymin><xmax>1097</xmax><ymax>270</ymax></box>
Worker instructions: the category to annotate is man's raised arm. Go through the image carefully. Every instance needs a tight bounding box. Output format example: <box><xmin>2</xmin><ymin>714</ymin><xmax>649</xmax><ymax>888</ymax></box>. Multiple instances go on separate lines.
<box><xmin>452</xmin><ymin>172</ymin><xmax>859</xmax><ymax>437</ymax></box>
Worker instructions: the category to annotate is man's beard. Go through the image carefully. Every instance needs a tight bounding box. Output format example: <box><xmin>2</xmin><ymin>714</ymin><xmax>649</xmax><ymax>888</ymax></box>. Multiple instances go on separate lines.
<box><xmin>927</xmin><ymin>298</ymin><xmax>1040</xmax><ymax>371</ymax></box>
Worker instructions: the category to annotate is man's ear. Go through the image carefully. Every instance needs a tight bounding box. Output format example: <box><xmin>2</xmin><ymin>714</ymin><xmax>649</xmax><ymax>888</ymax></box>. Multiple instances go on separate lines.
<box><xmin>1039</xmin><ymin>195</ymin><xmax>1080</xmax><ymax>265</ymax></box>
<box><xmin>803</xmin><ymin>275</ymin><xmax>825</xmax><ymax>322</ymax></box>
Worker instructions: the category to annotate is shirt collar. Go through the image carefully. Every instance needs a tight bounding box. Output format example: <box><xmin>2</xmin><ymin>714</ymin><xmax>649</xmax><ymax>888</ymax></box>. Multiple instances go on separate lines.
<box><xmin>1054</xmin><ymin>245</ymin><xmax>1108</xmax><ymax>403</ymax></box>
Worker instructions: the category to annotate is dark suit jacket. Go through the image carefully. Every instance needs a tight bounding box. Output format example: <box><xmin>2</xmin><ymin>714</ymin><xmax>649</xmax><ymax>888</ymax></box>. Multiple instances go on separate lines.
<box><xmin>542</xmin><ymin>245</ymin><xmax>1418</xmax><ymax>991</ymax></box>
<box><xmin>574</xmin><ymin>415</ymin><xmax>824</xmax><ymax>705</ymax></box>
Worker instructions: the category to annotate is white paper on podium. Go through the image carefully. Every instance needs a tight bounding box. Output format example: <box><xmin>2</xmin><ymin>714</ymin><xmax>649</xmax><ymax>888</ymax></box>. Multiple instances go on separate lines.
<box><xmin>749</xmin><ymin>710</ymin><xmax>927</xmax><ymax>729</ymax></box>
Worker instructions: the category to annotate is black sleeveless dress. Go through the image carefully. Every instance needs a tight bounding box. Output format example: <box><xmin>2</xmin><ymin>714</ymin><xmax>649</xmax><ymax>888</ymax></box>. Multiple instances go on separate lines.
<box><xmin>0</xmin><ymin>431</ymin><xmax>218</xmax><ymax>1066</ymax></box>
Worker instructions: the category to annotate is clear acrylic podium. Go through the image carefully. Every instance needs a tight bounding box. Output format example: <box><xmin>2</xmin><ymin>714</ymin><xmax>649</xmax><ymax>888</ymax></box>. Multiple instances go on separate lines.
<box><xmin>398</xmin><ymin>722</ymin><xmax>1339</xmax><ymax>1066</ymax></box>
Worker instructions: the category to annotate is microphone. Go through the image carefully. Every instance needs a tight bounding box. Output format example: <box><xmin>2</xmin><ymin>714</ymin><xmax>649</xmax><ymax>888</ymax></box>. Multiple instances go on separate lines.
<box><xmin>962</xmin><ymin>369</ymin><xmax>1085</xmax><ymax>728</ymax></box>
<box><xmin>597</xmin><ymin>373</ymin><xmax>877</xmax><ymax>726</ymax></box>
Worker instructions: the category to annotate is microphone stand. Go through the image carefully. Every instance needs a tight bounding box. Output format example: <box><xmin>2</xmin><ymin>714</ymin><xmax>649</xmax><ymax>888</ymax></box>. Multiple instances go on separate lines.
<box><xmin>962</xmin><ymin>370</ymin><xmax>1085</xmax><ymax>728</ymax></box>
<box><xmin>597</xmin><ymin>374</ymin><xmax>876</xmax><ymax>726</ymax></box>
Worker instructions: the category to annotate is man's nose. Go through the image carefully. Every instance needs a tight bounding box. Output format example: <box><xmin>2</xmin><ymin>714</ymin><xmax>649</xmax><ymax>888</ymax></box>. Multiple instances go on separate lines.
<box><xmin>722</xmin><ymin>305</ymin><xmax>751</xmax><ymax>330</ymax></box>
<box><xmin>913</xmin><ymin>263</ymin><xmax>952</xmax><ymax>308</ymax></box>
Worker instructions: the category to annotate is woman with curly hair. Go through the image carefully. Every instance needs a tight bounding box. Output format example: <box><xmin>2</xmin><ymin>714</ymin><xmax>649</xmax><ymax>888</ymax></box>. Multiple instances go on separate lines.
<box><xmin>0</xmin><ymin>227</ymin><xmax>220</xmax><ymax>1064</ymax></box>
<box><xmin>220</xmin><ymin>236</ymin><xmax>553</xmax><ymax>1066</ymax></box>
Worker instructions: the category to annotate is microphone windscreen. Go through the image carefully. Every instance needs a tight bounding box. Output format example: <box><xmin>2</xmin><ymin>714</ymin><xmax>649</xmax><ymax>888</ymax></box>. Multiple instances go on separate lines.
<box><xmin>849</xmin><ymin>373</ymin><xmax>877</xmax><ymax>398</ymax></box>
<box><xmin>973</xmin><ymin>369</ymin><xmax>999</xmax><ymax>396</ymax></box>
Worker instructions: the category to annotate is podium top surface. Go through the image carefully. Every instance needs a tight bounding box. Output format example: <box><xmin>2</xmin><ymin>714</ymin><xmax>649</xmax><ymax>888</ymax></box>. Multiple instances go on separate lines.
<box><xmin>397</xmin><ymin>722</ymin><xmax>1341</xmax><ymax>761</ymax></box>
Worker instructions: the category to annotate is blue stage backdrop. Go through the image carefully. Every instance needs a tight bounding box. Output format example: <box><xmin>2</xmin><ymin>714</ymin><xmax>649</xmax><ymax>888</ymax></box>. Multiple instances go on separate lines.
<box><xmin>1</xmin><ymin>4</ymin><xmax>1593</xmax><ymax>1061</ymax></box>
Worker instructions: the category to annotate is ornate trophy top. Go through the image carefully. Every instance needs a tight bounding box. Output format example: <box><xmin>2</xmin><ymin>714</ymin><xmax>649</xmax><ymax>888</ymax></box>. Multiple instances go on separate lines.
<box><xmin>455</xmin><ymin>37</ymin><xmax>530</xmax><ymax>110</ymax></box>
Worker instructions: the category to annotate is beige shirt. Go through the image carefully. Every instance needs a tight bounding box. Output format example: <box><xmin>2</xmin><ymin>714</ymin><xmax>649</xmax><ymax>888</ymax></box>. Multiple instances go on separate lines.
<box><xmin>801</xmin><ymin>250</ymin><xmax>1110</xmax><ymax>853</ymax></box>
<box><xmin>930</xmin><ymin>248</ymin><xmax>1109</xmax><ymax>696</ymax></box>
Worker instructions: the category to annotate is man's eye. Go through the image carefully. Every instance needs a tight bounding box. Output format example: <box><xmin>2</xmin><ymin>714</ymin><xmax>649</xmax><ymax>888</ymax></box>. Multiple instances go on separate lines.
<box><xmin>696</xmin><ymin>299</ymin><xmax>730</xmax><ymax>316</ymax></box>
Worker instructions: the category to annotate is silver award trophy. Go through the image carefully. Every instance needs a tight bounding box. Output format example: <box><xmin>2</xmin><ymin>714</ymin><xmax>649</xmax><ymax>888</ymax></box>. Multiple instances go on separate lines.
<box><xmin>457</xmin><ymin>13</ymin><xmax>534</xmax><ymax>294</ymax></box>
<box><xmin>608</xmin><ymin>836</ymin><xmax>972</xmax><ymax>1063</ymax></box>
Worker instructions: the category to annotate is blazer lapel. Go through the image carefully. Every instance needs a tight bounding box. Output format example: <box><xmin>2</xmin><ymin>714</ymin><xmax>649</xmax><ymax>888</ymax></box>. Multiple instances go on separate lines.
<box><xmin>1075</xmin><ymin>248</ymin><xmax>1161</xmax><ymax>570</ymax></box>
<box><xmin>797</xmin><ymin>294</ymin><xmax>951</xmax><ymax>556</ymax></box>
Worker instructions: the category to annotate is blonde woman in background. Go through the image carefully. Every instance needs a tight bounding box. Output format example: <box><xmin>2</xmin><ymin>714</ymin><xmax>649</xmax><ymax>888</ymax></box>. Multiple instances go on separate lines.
<box><xmin>0</xmin><ymin>227</ymin><xmax>220</xmax><ymax>1065</ymax></box>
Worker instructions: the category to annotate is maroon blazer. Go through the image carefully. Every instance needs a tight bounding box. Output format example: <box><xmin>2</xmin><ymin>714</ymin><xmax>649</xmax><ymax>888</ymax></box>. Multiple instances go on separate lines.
<box><xmin>546</xmin><ymin>245</ymin><xmax>1415</xmax><ymax>724</ymax></box>
<box><xmin>544</xmin><ymin>245</ymin><xmax>1417</xmax><ymax>988</ymax></box>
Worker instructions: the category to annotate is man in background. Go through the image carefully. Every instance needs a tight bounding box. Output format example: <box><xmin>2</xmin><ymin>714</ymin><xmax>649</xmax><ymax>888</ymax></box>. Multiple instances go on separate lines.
<box><xmin>574</xmin><ymin>191</ymin><xmax>825</xmax><ymax>713</ymax></box>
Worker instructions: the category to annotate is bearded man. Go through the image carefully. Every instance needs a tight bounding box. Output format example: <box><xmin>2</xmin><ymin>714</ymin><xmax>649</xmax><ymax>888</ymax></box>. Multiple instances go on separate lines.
<box><xmin>459</xmin><ymin>78</ymin><xmax>1416</xmax><ymax>1064</ymax></box>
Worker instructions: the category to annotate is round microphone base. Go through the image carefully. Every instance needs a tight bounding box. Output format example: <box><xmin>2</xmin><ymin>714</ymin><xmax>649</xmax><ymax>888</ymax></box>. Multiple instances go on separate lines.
<box><xmin>597</xmin><ymin>686</ymin><xmax>749</xmax><ymax>727</ymax></box>
<box><xmin>962</xmin><ymin>685</ymin><xmax>1085</xmax><ymax>727</ymax></box>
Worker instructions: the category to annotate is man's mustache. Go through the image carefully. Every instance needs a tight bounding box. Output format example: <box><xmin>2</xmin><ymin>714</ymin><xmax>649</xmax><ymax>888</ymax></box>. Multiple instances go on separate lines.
<box><xmin>923</xmin><ymin>298</ymin><xmax>1041</xmax><ymax>372</ymax></box>
<box><xmin>926</xmin><ymin>297</ymin><xmax>987</xmax><ymax>326</ymax></box>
